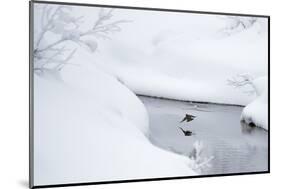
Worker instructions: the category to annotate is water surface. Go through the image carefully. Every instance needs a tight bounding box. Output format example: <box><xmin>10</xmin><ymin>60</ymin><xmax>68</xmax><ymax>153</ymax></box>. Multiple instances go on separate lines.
<box><xmin>139</xmin><ymin>96</ymin><xmax>268</xmax><ymax>175</ymax></box>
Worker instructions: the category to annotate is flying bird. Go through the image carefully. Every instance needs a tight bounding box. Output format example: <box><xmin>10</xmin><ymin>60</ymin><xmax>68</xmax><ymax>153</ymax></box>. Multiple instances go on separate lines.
<box><xmin>180</xmin><ymin>114</ymin><xmax>196</xmax><ymax>123</ymax></box>
<box><xmin>178</xmin><ymin>127</ymin><xmax>194</xmax><ymax>136</ymax></box>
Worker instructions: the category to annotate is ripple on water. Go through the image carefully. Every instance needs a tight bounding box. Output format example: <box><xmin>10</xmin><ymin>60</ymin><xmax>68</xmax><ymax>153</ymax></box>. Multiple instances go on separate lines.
<box><xmin>139</xmin><ymin>96</ymin><xmax>268</xmax><ymax>175</ymax></box>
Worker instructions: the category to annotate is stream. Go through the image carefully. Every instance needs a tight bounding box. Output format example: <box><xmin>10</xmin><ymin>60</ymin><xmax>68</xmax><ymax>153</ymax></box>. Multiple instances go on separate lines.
<box><xmin>139</xmin><ymin>96</ymin><xmax>268</xmax><ymax>175</ymax></box>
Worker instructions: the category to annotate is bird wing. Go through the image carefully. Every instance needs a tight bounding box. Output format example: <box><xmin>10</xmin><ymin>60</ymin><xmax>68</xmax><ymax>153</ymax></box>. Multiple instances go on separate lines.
<box><xmin>180</xmin><ymin>116</ymin><xmax>187</xmax><ymax>123</ymax></box>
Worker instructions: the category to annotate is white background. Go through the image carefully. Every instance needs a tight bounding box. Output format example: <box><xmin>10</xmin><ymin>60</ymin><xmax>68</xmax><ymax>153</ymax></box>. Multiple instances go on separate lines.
<box><xmin>0</xmin><ymin>0</ymin><xmax>278</xmax><ymax>188</ymax></box>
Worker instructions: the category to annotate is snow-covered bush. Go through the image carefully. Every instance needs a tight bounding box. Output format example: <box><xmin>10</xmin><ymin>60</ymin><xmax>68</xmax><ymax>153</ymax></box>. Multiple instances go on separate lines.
<box><xmin>228</xmin><ymin>75</ymin><xmax>268</xmax><ymax>130</ymax></box>
<box><xmin>227</xmin><ymin>74</ymin><xmax>257</xmax><ymax>95</ymax></box>
<box><xmin>188</xmin><ymin>141</ymin><xmax>214</xmax><ymax>173</ymax></box>
<box><xmin>240</xmin><ymin>77</ymin><xmax>268</xmax><ymax>130</ymax></box>
<box><xmin>33</xmin><ymin>4</ymin><xmax>129</xmax><ymax>73</ymax></box>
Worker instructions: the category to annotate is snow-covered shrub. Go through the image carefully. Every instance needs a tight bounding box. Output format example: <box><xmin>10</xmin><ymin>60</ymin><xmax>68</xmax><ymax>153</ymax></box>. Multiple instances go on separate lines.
<box><xmin>241</xmin><ymin>77</ymin><xmax>268</xmax><ymax>130</ymax></box>
<box><xmin>33</xmin><ymin>4</ymin><xmax>129</xmax><ymax>73</ymax></box>
<box><xmin>227</xmin><ymin>74</ymin><xmax>257</xmax><ymax>95</ymax></box>
<box><xmin>228</xmin><ymin>75</ymin><xmax>268</xmax><ymax>130</ymax></box>
<box><xmin>188</xmin><ymin>141</ymin><xmax>214</xmax><ymax>173</ymax></box>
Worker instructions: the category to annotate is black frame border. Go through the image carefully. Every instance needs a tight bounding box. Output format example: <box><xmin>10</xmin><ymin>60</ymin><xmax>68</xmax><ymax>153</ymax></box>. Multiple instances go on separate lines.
<box><xmin>29</xmin><ymin>0</ymin><xmax>270</xmax><ymax>188</ymax></box>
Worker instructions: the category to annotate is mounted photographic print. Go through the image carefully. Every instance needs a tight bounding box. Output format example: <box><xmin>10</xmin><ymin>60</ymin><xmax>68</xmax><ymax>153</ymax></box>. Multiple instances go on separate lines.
<box><xmin>29</xmin><ymin>1</ymin><xmax>270</xmax><ymax>188</ymax></box>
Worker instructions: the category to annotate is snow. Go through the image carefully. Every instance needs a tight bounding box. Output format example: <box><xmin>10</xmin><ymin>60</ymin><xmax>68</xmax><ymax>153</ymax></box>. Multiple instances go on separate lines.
<box><xmin>241</xmin><ymin>77</ymin><xmax>268</xmax><ymax>130</ymax></box>
<box><xmin>33</xmin><ymin>58</ymin><xmax>196</xmax><ymax>186</ymax></box>
<box><xmin>92</xmin><ymin>10</ymin><xmax>268</xmax><ymax>106</ymax></box>
<box><xmin>32</xmin><ymin>3</ymin><xmax>268</xmax><ymax>185</ymax></box>
<box><xmin>33</xmin><ymin>4</ymin><xmax>268</xmax><ymax>106</ymax></box>
<box><xmin>32</xmin><ymin>3</ymin><xmax>268</xmax><ymax>105</ymax></box>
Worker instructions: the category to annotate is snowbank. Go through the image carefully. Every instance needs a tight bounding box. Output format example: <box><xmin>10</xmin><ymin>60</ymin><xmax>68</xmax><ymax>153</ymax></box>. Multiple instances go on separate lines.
<box><xmin>94</xmin><ymin>11</ymin><xmax>268</xmax><ymax>106</ymax></box>
<box><xmin>241</xmin><ymin>77</ymin><xmax>268</xmax><ymax>130</ymax></box>
<box><xmin>34</xmin><ymin>62</ymin><xmax>196</xmax><ymax>186</ymax></box>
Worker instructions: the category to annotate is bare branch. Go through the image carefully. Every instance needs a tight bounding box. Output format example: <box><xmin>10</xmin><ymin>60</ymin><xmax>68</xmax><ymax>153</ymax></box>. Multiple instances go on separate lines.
<box><xmin>219</xmin><ymin>16</ymin><xmax>258</xmax><ymax>36</ymax></box>
<box><xmin>36</xmin><ymin>6</ymin><xmax>63</xmax><ymax>49</ymax></box>
<box><xmin>227</xmin><ymin>74</ymin><xmax>256</xmax><ymax>95</ymax></box>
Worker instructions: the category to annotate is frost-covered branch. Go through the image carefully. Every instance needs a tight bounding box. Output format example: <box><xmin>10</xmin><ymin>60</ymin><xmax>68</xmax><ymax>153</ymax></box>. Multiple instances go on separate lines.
<box><xmin>34</xmin><ymin>5</ymin><xmax>130</xmax><ymax>73</ymax></box>
<box><xmin>80</xmin><ymin>9</ymin><xmax>130</xmax><ymax>39</ymax></box>
<box><xmin>188</xmin><ymin>141</ymin><xmax>214</xmax><ymax>173</ymax></box>
<box><xmin>227</xmin><ymin>74</ymin><xmax>253</xmax><ymax>88</ymax></box>
<box><xmin>219</xmin><ymin>16</ymin><xmax>258</xmax><ymax>36</ymax></box>
<box><xmin>227</xmin><ymin>74</ymin><xmax>257</xmax><ymax>95</ymax></box>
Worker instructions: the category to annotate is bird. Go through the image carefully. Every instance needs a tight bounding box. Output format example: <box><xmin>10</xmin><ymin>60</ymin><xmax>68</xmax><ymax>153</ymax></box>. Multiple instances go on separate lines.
<box><xmin>180</xmin><ymin>114</ymin><xmax>196</xmax><ymax>123</ymax></box>
<box><xmin>178</xmin><ymin>127</ymin><xmax>194</xmax><ymax>136</ymax></box>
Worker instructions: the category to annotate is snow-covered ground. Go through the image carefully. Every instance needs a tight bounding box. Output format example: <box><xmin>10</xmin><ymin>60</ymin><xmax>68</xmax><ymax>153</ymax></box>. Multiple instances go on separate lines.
<box><xmin>33</xmin><ymin>57</ymin><xmax>196</xmax><ymax>185</ymax></box>
<box><xmin>32</xmin><ymin>4</ymin><xmax>268</xmax><ymax>107</ymax></box>
<box><xmin>33</xmin><ymin>3</ymin><xmax>268</xmax><ymax>186</ymax></box>
<box><xmin>93</xmin><ymin>9</ymin><xmax>268</xmax><ymax>106</ymax></box>
<box><xmin>33</xmin><ymin>4</ymin><xmax>268</xmax><ymax>106</ymax></box>
<box><xmin>241</xmin><ymin>77</ymin><xmax>268</xmax><ymax>130</ymax></box>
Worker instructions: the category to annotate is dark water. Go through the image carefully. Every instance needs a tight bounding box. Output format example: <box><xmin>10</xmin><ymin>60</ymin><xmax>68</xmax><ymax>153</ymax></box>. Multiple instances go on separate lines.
<box><xmin>139</xmin><ymin>96</ymin><xmax>268</xmax><ymax>175</ymax></box>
